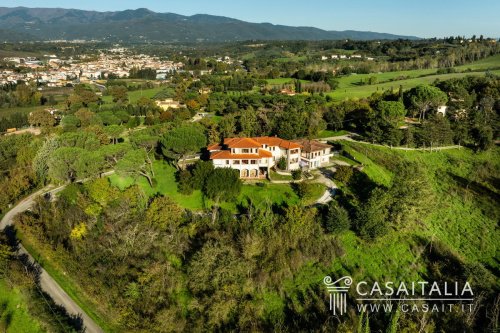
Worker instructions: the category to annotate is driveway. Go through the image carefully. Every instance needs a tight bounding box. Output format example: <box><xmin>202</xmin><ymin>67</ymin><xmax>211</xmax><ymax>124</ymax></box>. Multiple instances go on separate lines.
<box><xmin>312</xmin><ymin>167</ymin><xmax>338</xmax><ymax>204</ymax></box>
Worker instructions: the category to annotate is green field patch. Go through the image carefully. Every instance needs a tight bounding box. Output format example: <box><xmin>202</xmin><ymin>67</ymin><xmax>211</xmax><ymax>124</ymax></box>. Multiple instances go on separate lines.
<box><xmin>0</xmin><ymin>280</ymin><xmax>44</xmax><ymax>333</ymax></box>
<box><xmin>101</xmin><ymin>87</ymin><xmax>165</xmax><ymax>104</ymax></box>
<box><xmin>316</xmin><ymin>129</ymin><xmax>349</xmax><ymax>138</ymax></box>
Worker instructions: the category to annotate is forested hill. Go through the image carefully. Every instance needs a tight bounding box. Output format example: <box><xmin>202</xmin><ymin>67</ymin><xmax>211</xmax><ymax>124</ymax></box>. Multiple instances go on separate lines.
<box><xmin>0</xmin><ymin>7</ymin><xmax>419</xmax><ymax>42</ymax></box>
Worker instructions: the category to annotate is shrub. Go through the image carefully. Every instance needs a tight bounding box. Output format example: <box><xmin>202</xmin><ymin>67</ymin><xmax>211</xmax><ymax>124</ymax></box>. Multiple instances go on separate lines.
<box><xmin>277</xmin><ymin>156</ymin><xmax>287</xmax><ymax>170</ymax></box>
<box><xmin>323</xmin><ymin>201</ymin><xmax>351</xmax><ymax>233</ymax></box>
<box><xmin>291</xmin><ymin>169</ymin><xmax>302</xmax><ymax>180</ymax></box>
<box><xmin>292</xmin><ymin>182</ymin><xmax>312</xmax><ymax>199</ymax></box>
<box><xmin>177</xmin><ymin>169</ymin><xmax>194</xmax><ymax>195</ymax></box>
<box><xmin>333</xmin><ymin>165</ymin><xmax>354</xmax><ymax>183</ymax></box>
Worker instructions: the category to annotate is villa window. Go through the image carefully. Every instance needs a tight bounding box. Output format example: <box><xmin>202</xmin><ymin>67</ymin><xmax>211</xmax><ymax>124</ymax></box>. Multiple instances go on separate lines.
<box><xmin>242</xmin><ymin>160</ymin><xmax>249</xmax><ymax>165</ymax></box>
<box><xmin>234</xmin><ymin>160</ymin><xmax>240</xmax><ymax>165</ymax></box>
<box><xmin>242</xmin><ymin>148</ymin><xmax>250</xmax><ymax>153</ymax></box>
<box><xmin>226</xmin><ymin>160</ymin><xmax>230</xmax><ymax>165</ymax></box>
<box><xmin>251</xmin><ymin>160</ymin><xmax>257</xmax><ymax>164</ymax></box>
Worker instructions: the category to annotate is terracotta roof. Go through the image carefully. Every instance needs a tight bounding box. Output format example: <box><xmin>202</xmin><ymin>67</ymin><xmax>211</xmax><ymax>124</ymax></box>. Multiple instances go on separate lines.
<box><xmin>207</xmin><ymin>143</ymin><xmax>222</xmax><ymax>151</ymax></box>
<box><xmin>210</xmin><ymin>149</ymin><xmax>272</xmax><ymax>160</ymax></box>
<box><xmin>211</xmin><ymin>136</ymin><xmax>302</xmax><ymax>151</ymax></box>
<box><xmin>252</xmin><ymin>136</ymin><xmax>303</xmax><ymax>149</ymax></box>
<box><xmin>224</xmin><ymin>137</ymin><xmax>261</xmax><ymax>148</ymax></box>
<box><xmin>292</xmin><ymin>139</ymin><xmax>332</xmax><ymax>153</ymax></box>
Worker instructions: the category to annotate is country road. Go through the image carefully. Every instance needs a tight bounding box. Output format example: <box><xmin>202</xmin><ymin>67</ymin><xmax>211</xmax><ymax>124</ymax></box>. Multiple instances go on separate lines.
<box><xmin>1</xmin><ymin>183</ymin><xmax>108</xmax><ymax>333</ymax></box>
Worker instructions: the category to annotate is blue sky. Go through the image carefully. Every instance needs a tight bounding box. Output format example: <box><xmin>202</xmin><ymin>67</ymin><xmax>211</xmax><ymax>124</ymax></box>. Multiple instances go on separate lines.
<box><xmin>3</xmin><ymin>0</ymin><xmax>500</xmax><ymax>38</ymax></box>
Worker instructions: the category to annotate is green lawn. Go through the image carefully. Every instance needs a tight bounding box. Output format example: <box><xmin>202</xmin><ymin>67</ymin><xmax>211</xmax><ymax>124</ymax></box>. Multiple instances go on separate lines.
<box><xmin>266</xmin><ymin>78</ymin><xmax>310</xmax><ymax>85</ymax></box>
<box><xmin>101</xmin><ymin>87</ymin><xmax>165</xmax><ymax>104</ymax></box>
<box><xmin>332</xmin><ymin>230</ymin><xmax>426</xmax><ymax>283</ymax></box>
<box><xmin>0</xmin><ymin>280</ymin><xmax>44</xmax><ymax>333</ymax></box>
<box><xmin>269</xmin><ymin>170</ymin><xmax>294</xmax><ymax>181</ymax></box>
<box><xmin>316</xmin><ymin>129</ymin><xmax>349</xmax><ymax>138</ymax></box>
<box><xmin>332</xmin><ymin>155</ymin><xmax>360</xmax><ymax>166</ymax></box>
<box><xmin>324</xmin><ymin>54</ymin><xmax>500</xmax><ymax>101</ymax></box>
<box><xmin>328</xmin><ymin>70</ymin><xmax>500</xmax><ymax>101</ymax></box>
<box><xmin>341</xmin><ymin>141</ymin><xmax>393</xmax><ymax>186</ymax></box>
<box><xmin>109</xmin><ymin>161</ymin><xmax>326</xmax><ymax>212</ymax></box>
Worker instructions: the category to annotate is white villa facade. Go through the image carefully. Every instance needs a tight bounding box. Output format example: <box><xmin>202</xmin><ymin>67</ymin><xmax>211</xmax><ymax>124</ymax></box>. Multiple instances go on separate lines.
<box><xmin>292</xmin><ymin>139</ymin><xmax>333</xmax><ymax>169</ymax></box>
<box><xmin>208</xmin><ymin>137</ymin><xmax>334</xmax><ymax>178</ymax></box>
<box><xmin>208</xmin><ymin>137</ymin><xmax>302</xmax><ymax>178</ymax></box>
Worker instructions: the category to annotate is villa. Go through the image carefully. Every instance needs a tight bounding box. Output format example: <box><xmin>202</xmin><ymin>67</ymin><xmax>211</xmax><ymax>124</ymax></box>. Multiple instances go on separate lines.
<box><xmin>208</xmin><ymin>136</ymin><xmax>302</xmax><ymax>178</ymax></box>
<box><xmin>208</xmin><ymin>136</ymin><xmax>333</xmax><ymax>178</ymax></box>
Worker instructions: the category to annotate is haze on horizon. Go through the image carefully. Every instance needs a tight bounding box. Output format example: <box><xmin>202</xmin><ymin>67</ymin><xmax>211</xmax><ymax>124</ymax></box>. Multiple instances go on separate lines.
<box><xmin>2</xmin><ymin>0</ymin><xmax>499</xmax><ymax>39</ymax></box>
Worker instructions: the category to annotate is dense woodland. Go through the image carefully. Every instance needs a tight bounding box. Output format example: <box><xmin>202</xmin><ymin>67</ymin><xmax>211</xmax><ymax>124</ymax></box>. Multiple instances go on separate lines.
<box><xmin>0</xmin><ymin>38</ymin><xmax>499</xmax><ymax>332</ymax></box>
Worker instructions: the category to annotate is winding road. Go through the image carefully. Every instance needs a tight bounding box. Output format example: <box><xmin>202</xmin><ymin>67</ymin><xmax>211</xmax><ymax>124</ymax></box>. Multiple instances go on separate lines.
<box><xmin>1</xmin><ymin>185</ymin><xmax>104</xmax><ymax>333</ymax></box>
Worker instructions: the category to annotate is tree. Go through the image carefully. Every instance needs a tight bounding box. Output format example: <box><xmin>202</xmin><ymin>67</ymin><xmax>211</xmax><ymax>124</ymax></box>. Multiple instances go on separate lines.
<box><xmin>114</xmin><ymin>110</ymin><xmax>131</xmax><ymax>124</ymax></box>
<box><xmin>203</xmin><ymin>168</ymin><xmax>242</xmax><ymax>202</ymax></box>
<box><xmin>99</xmin><ymin>142</ymin><xmax>131</xmax><ymax>168</ymax></box>
<box><xmin>68</xmin><ymin>85</ymin><xmax>99</xmax><ymax>109</ymax></box>
<box><xmin>136</xmin><ymin>96</ymin><xmax>157</xmax><ymax>115</ymax></box>
<box><xmin>192</xmin><ymin>160</ymin><xmax>214</xmax><ymax>189</ymax></box>
<box><xmin>57</xmin><ymin>131</ymin><xmax>100</xmax><ymax>150</ymax></box>
<box><xmin>177</xmin><ymin>169</ymin><xmax>194</xmax><ymax>195</ymax></box>
<box><xmin>146</xmin><ymin>196</ymin><xmax>185</xmax><ymax>231</ymax></box>
<box><xmin>355</xmin><ymin>188</ymin><xmax>390</xmax><ymax>239</ymax></box>
<box><xmin>33</xmin><ymin>137</ymin><xmax>59</xmax><ymax>182</ymax></box>
<box><xmin>109</xmin><ymin>85</ymin><xmax>129</xmax><ymax>103</ymax></box>
<box><xmin>291</xmin><ymin>169</ymin><xmax>302</xmax><ymax>180</ymax></box>
<box><xmin>98</xmin><ymin>111</ymin><xmax>120</xmax><ymax>126</ymax></box>
<box><xmin>28</xmin><ymin>110</ymin><xmax>56</xmax><ymax>128</ymax></box>
<box><xmin>74</xmin><ymin>150</ymin><xmax>105</xmax><ymax>179</ymax></box>
<box><xmin>239</xmin><ymin>108</ymin><xmax>258</xmax><ymax>137</ymax></box>
<box><xmin>377</xmin><ymin>100</ymin><xmax>406</xmax><ymax>125</ymax></box>
<box><xmin>470</xmin><ymin>126</ymin><xmax>493</xmax><ymax>151</ymax></box>
<box><xmin>277</xmin><ymin>156</ymin><xmax>287</xmax><ymax>170</ymax></box>
<box><xmin>61</xmin><ymin>114</ymin><xmax>80</xmax><ymax>131</ymax></box>
<box><xmin>323</xmin><ymin>201</ymin><xmax>351</xmax><ymax>233</ymax></box>
<box><xmin>48</xmin><ymin>147</ymin><xmax>84</xmax><ymax>182</ymax></box>
<box><xmin>116</xmin><ymin>149</ymin><xmax>155</xmax><ymax>186</ymax></box>
<box><xmin>404</xmin><ymin>85</ymin><xmax>448</xmax><ymax>121</ymax></box>
<box><xmin>334</xmin><ymin>165</ymin><xmax>354</xmax><ymax>183</ymax></box>
<box><xmin>420</xmin><ymin>115</ymin><xmax>454</xmax><ymax>147</ymax></box>
<box><xmin>75</xmin><ymin>108</ymin><xmax>97</xmax><ymax>127</ymax></box>
<box><xmin>105</xmin><ymin>125</ymin><xmax>124</xmax><ymax>144</ymax></box>
<box><xmin>218</xmin><ymin>115</ymin><xmax>236</xmax><ymax>139</ymax></box>
<box><xmin>388</xmin><ymin>161</ymin><xmax>434</xmax><ymax>226</ymax></box>
<box><xmin>160</xmin><ymin>124</ymin><xmax>207</xmax><ymax>168</ymax></box>
<box><xmin>292</xmin><ymin>182</ymin><xmax>313</xmax><ymax>199</ymax></box>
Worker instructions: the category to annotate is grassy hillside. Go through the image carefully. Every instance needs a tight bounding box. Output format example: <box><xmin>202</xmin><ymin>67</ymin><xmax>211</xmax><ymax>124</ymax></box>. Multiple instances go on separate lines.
<box><xmin>0</xmin><ymin>280</ymin><xmax>44</xmax><ymax>333</ymax></box>
<box><xmin>335</xmin><ymin>142</ymin><xmax>499</xmax><ymax>283</ymax></box>
<box><xmin>329</xmin><ymin>70</ymin><xmax>500</xmax><ymax>101</ymax></box>
<box><xmin>327</xmin><ymin>54</ymin><xmax>500</xmax><ymax>100</ymax></box>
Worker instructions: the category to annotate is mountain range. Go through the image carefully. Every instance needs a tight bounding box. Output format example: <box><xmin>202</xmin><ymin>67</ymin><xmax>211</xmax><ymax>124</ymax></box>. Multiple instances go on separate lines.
<box><xmin>0</xmin><ymin>7</ymin><xmax>419</xmax><ymax>42</ymax></box>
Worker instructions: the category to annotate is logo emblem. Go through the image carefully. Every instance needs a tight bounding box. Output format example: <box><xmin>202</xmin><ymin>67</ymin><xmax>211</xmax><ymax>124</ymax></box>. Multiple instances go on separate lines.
<box><xmin>323</xmin><ymin>276</ymin><xmax>352</xmax><ymax>315</ymax></box>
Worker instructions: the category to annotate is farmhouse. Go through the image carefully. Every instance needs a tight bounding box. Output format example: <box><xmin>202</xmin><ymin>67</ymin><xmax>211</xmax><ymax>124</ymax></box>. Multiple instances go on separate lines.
<box><xmin>292</xmin><ymin>139</ymin><xmax>333</xmax><ymax>169</ymax></box>
<box><xmin>208</xmin><ymin>137</ymin><xmax>302</xmax><ymax>178</ymax></box>
<box><xmin>156</xmin><ymin>98</ymin><xmax>183</xmax><ymax>110</ymax></box>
